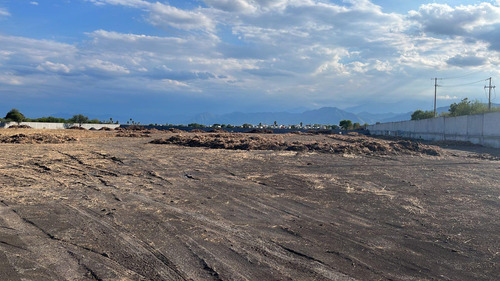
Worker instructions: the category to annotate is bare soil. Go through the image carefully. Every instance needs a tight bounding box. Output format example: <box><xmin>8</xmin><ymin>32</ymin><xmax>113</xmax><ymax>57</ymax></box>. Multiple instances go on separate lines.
<box><xmin>0</xmin><ymin>129</ymin><xmax>498</xmax><ymax>280</ymax></box>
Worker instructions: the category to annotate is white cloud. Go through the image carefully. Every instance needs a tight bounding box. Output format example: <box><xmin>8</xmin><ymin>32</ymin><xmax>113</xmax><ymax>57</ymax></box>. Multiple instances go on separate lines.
<box><xmin>0</xmin><ymin>73</ymin><xmax>22</xmax><ymax>85</ymax></box>
<box><xmin>37</xmin><ymin>61</ymin><xmax>72</xmax><ymax>74</ymax></box>
<box><xmin>84</xmin><ymin>59</ymin><xmax>130</xmax><ymax>74</ymax></box>
<box><xmin>3</xmin><ymin>1</ymin><xmax>500</xmax><ymax>114</ymax></box>
<box><xmin>409</xmin><ymin>3</ymin><xmax>500</xmax><ymax>36</ymax></box>
<box><xmin>88</xmin><ymin>0</ymin><xmax>215</xmax><ymax>32</ymax></box>
<box><xmin>0</xmin><ymin>7</ymin><xmax>10</xmax><ymax>17</ymax></box>
<box><xmin>148</xmin><ymin>3</ymin><xmax>215</xmax><ymax>32</ymax></box>
<box><xmin>438</xmin><ymin>95</ymin><xmax>459</xmax><ymax>100</ymax></box>
<box><xmin>86</xmin><ymin>0</ymin><xmax>150</xmax><ymax>8</ymax></box>
<box><xmin>30</xmin><ymin>2</ymin><xmax>39</xmax><ymax>5</ymax></box>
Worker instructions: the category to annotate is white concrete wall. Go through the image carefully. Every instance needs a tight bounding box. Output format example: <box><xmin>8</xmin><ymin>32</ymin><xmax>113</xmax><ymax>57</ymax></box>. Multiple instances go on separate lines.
<box><xmin>0</xmin><ymin>121</ymin><xmax>120</xmax><ymax>130</ymax></box>
<box><xmin>367</xmin><ymin>111</ymin><xmax>500</xmax><ymax>148</ymax></box>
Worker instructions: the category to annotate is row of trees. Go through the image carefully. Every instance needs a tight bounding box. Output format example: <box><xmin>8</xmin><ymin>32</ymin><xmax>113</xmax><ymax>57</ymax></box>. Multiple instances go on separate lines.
<box><xmin>412</xmin><ymin>98</ymin><xmax>500</xmax><ymax>120</ymax></box>
<box><xmin>1</xmin><ymin>109</ymin><xmax>102</xmax><ymax>126</ymax></box>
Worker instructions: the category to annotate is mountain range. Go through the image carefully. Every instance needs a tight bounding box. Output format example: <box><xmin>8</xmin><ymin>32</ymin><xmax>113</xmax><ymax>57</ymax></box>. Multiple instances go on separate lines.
<box><xmin>184</xmin><ymin>107</ymin><xmax>410</xmax><ymax>126</ymax></box>
<box><xmin>51</xmin><ymin>103</ymin><xmax>499</xmax><ymax>126</ymax></box>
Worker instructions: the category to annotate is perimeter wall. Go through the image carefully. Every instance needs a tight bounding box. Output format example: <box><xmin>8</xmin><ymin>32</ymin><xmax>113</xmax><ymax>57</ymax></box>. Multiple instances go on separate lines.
<box><xmin>0</xmin><ymin>122</ymin><xmax>120</xmax><ymax>130</ymax></box>
<box><xmin>367</xmin><ymin>111</ymin><xmax>500</xmax><ymax>148</ymax></box>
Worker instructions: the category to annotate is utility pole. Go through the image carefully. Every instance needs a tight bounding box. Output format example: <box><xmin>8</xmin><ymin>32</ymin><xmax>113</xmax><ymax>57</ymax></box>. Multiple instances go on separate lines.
<box><xmin>485</xmin><ymin>77</ymin><xmax>496</xmax><ymax>110</ymax></box>
<box><xmin>433</xmin><ymin>78</ymin><xmax>442</xmax><ymax>117</ymax></box>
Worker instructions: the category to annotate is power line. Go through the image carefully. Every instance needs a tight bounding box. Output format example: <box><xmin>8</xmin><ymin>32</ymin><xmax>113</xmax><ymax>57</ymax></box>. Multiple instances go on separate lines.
<box><xmin>439</xmin><ymin>78</ymin><xmax>488</xmax><ymax>88</ymax></box>
<box><xmin>440</xmin><ymin>70</ymin><xmax>484</xmax><ymax>80</ymax></box>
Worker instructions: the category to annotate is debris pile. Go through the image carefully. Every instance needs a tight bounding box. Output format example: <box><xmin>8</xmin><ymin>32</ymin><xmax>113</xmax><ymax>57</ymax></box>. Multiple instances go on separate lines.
<box><xmin>68</xmin><ymin>126</ymin><xmax>86</xmax><ymax>130</ymax></box>
<box><xmin>115</xmin><ymin>125</ymin><xmax>145</xmax><ymax>131</ymax></box>
<box><xmin>0</xmin><ymin>134</ymin><xmax>77</xmax><ymax>144</ymax></box>
<box><xmin>7</xmin><ymin>125</ymin><xmax>32</xmax><ymax>129</ymax></box>
<box><xmin>169</xmin><ymin>128</ymin><xmax>184</xmax><ymax>133</ymax></box>
<box><xmin>150</xmin><ymin>133</ymin><xmax>441</xmax><ymax>156</ymax></box>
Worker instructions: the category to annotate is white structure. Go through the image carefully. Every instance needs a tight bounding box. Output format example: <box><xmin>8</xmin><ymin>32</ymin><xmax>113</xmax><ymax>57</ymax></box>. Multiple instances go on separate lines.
<box><xmin>0</xmin><ymin>121</ymin><xmax>120</xmax><ymax>130</ymax></box>
<box><xmin>367</xmin><ymin>111</ymin><xmax>500</xmax><ymax>148</ymax></box>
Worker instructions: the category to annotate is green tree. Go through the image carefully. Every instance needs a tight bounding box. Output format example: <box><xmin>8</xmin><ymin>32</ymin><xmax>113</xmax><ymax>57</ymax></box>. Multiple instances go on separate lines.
<box><xmin>242</xmin><ymin>123</ymin><xmax>252</xmax><ymax>128</ymax></box>
<box><xmin>448</xmin><ymin>98</ymin><xmax>489</xmax><ymax>117</ymax></box>
<box><xmin>411</xmin><ymin>110</ymin><xmax>435</xmax><ymax>120</ymax></box>
<box><xmin>70</xmin><ymin>114</ymin><xmax>90</xmax><ymax>127</ymax></box>
<box><xmin>5</xmin><ymin>109</ymin><xmax>25</xmax><ymax>124</ymax></box>
<box><xmin>339</xmin><ymin>120</ymin><xmax>352</xmax><ymax>130</ymax></box>
<box><xmin>352</xmin><ymin>122</ymin><xmax>361</xmax><ymax>130</ymax></box>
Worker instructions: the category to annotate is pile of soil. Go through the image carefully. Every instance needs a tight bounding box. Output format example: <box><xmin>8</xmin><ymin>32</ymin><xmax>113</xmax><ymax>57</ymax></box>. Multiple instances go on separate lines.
<box><xmin>116</xmin><ymin>125</ymin><xmax>145</xmax><ymax>131</ymax></box>
<box><xmin>0</xmin><ymin>134</ymin><xmax>77</xmax><ymax>144</ymax></box>
<box><xmin>7</xmin><ymin>125</ymin><xmax>32</xmax><ymax>129</ymax></box>
<box><xmin>68</xmin><ymin>126</ymin><xmax>86</xmax><ymax>130</ymax></box>
<box><xmin>189</xmin><ymin>129</ymin><xmax>206</xmax><ymax>133</ymax></box>
<box><xmin>168</xmin><ymin>128</ymin><xmax>185</xmax><ymax>133</ymax></box>
<box><xmin>247</xmin><ymin>129</ymin><xmax>274</xmax><ymax>134</ymax></box>
<box><xmin>99</xmin><ymin>127</ymin><xmax>113</xmax><ymax>131</ymax></box>
<box><xmin>150</xmin><ymin>134</ymin><xmax>441</xmax><ymax>156</ymax></box>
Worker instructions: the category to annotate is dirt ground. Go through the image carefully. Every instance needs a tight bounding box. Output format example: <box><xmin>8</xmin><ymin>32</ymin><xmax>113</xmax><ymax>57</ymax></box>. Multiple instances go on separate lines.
<box><xmin>0</xmin><ymin>129</ymin><xmax>498</xmax><ymax>280</ymax></box>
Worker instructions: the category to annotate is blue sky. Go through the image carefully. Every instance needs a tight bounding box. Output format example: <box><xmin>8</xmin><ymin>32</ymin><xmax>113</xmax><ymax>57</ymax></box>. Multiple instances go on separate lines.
<box><xmin>1</xmin><ymin>0</ymin><xmax>499</xmax><ymax>123</ymax></box>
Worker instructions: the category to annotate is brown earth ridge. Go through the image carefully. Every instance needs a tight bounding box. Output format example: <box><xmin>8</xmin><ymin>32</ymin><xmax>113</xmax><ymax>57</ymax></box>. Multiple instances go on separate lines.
<box><xmin>0</xmin><ymin>129</ymin><xmax>498</xmax><ymax>280</ymax></box>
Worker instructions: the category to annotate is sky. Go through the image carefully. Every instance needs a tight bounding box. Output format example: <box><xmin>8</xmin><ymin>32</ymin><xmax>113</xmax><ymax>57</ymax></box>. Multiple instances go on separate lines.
<box><xmin>1</xmin><ymin>0</ymin><xmax>500</xmax><ymax>123</ymax></box>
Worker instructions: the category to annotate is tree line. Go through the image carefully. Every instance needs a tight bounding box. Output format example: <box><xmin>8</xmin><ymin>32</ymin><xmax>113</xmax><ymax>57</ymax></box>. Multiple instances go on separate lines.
<box><xmin>1</xmin><ymin>109</ymin><xmax>104</xmax><ymax>125</ymax></box>
<box><xmin>411</xmin><ymin>98</ymin><xmax>500</xmax><ymax>120</ymax></box>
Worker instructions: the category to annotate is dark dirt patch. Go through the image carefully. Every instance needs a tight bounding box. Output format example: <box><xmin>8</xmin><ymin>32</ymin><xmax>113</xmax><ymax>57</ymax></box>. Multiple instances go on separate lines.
<box><xmin>246</xmin><ymin>129</ymin><xmax>274</xmax><ymax>134</ymax></box>
<box><xmin>0</xmin><ymin>132</ymin><xmax>498</xmax><ymax>281</ymax></box>
<box><xmin>115</xmin><ymin>132</ymin><xmax>151</xmax><ymax>138</ymax></box>
<box><xmin>68</xmin><ymin>126</ymin><xmax>86</xmax><ymax>130</ymax></box>
<box><xmin>208</xmin><ymin>128</ymin><xmax>228</xmax><ymax>133</ymax></box>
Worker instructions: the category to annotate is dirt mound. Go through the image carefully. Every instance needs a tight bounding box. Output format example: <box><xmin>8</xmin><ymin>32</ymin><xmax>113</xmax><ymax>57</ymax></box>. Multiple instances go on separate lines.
<box><xmin>99</xmin><ymin>127</ymin><xmax>113</xmax><ymax>131</ymax></box>
<box><xmin>8</xmin><ymin>125</ymin><xmax>32</xmax><ymax>129</ymax></box>
<box><xmin>68</xmin><ymin>126</ymin><xmax>86</xmax><ymax>130</ymax></box>
<box><xmin>346</xmin><ymin>132</ymin><xmax>361</xmax><ymax>136</ymax></box>
<box><xmin>0</xmin><ymin>134</ymin><xmax>77</xmax><ymax>144</ymax></box>
<box><xmin>115</xmin><ymin>125</ymin><xmax>146</xmax><ymax>131</ymax></box>
<box><xmin>168</xmin><ymin>128</ymin><xmax>185</xmax><ymax>133</ymax></box>
<box><xmin>189</xmin><ymin>129</ymin><xmax>206</xmax><ymax>133</ymax></box>
<box><xmin>150</xmin><ymin>134</ymin><xmax>441</xmax><ymax>156</ymax></box>
<box><xmin>247</xmin><ymin>129</ymin><xmax>274</xmax><ymax>134</ymax></box>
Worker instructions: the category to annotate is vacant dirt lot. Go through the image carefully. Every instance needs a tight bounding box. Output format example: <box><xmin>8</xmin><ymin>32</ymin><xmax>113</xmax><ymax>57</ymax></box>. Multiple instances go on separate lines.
<box><xmin>0</xmin><ymin>129</ymin><xmax>498</xmax><ymax>280</ymax></box>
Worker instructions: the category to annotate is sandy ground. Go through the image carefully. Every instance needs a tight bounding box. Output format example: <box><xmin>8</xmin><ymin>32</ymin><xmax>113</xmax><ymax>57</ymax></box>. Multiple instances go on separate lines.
<box><xmin>0</xmin><ymin>129</ymin><xmax>499</xmax><ymax>280</ymax></box>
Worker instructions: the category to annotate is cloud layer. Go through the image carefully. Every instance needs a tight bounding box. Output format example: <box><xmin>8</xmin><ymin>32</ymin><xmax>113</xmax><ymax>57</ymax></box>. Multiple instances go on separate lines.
<box><xmin>1</xmin><ymin>1</ymin><xmax>499</xmax><ymax>120</ymax></box>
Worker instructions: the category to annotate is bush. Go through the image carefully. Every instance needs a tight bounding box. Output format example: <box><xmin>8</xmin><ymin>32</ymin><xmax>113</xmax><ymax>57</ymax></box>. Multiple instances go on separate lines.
<box><xmin>5</xmin><ymin>109</ymin><xmax>25</xmax><ymax>124</ymax></box>
<box><xmin>69</xmin><ymin>114</ymin><xmax>90</xmax><ymax>126</ymax></box>
<box><xmin>411</xmin><ymin>110</ymin><xmax>434</xmax><ymax>120</ymax></box>
<box><xmin>339</xmin><ymin>120</ymin><xmax>352</xmax><ymax>130</ymax></box>
<box><xmin>447</xmin><ymin>98</ymin><xmax>489</xmax><ymax>117</ymax></box>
